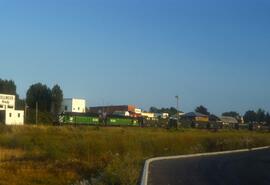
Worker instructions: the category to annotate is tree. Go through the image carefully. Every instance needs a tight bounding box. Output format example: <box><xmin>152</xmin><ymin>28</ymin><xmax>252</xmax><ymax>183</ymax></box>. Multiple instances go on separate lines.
<box><xmin>222</xmin><ymin>111</ymin><xmax>240</xmax><ymax>118</ymax></box>
<box><xmin>0</xmin><ymin>79</ymin><xmax>25</xmax><ymax>110</ymax></box>
<box><xmin>0</xmin><ymin>79</ymin><xmax>16</xmax><ymax>95</ymax></box>
<box><xmin>15</xmin><ymin>95</ymin><xmax>25</xmax><ymax>110</ymax></box>
<box><xmin>195</xmin><ymin>105</ymin><xmax>210</xmax><ymax>115</ymax></box>
<box><xmin>243</xmin><ymin>110</ymin><xmax>257</xmax><ymax>123</ymax></box>
<box><xmin>265</xmin><ymin>113</ymin><xmax>270</xmax><ymax>125</ymax></box>
<box><xmin>256</xmin><ymin>108</ymin><xmax>265</xmax><ymax>123</ymax></box>
<box><xmin>149</xmin><ymin>107</ymin><xmax>159</xmax><ymax>113</ymax></box>
<box><xmin>26</xmin><ymin>83</ymin><xmax>52</xmax><ymax>112</ymax></box>
<box><xmin>165</xmin><ymin>107</ymin><xmax>178</xmax><ymax>116</ymax></box>
<box><xmin>149</xmin><ymin>107</ymin><xmax>178</xmax><ymax>116</ymax></box>
<box><xmin>209</xmin><ymin>114</ymin><xmax>219</xmax><ymax>121</ymax></box>
<box><xmin>51</xmin><ymin>84</ymin><xmax>63</xmax><ymax>114</ymax></box>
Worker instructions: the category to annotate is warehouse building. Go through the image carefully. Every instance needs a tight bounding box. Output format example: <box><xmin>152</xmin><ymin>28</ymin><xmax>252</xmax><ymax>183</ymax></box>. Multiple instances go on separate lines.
<box><xmin>182</xmin><ymin>112</ymin><xmax>209</xmax><ymax>122</ymax></box>
<box><xmin>219</xmin><ymin>116</ymin><xmax>239</xmax><ymax>128</ymax></box>
<box><xmin>61</xmin><ymin>98</ymin><xmax>86</xmax><ymax>113</ymax></box>
<box><xmin>0</xmin><ymin>93</ymin><xmax>24</xmax><ymax>125</ymax></box>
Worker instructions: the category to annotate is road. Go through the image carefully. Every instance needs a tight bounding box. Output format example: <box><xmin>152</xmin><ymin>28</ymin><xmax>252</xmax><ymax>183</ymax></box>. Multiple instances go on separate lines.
<box><xmin>148</xmin><ymin>148</ymin><xmax>270</xmax><ymax>185</ymax></box>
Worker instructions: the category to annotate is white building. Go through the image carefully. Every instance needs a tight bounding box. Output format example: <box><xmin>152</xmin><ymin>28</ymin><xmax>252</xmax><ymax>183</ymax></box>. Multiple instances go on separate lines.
<box><xmin>0</xmin><ymin>94</ymin><xmax>24</xmax><ymax>125</ymax></box>
<box><xmin>154</xmin><ymin>113</ymin><xmax>169</xmax><ymax>119</ymax></box>
<box><xmin>141</xmin><ymin>112</ymin><xmax>157</xmax><ymax>120</ymax></box>
<box><xmin>135</xmin><ymin>108</ymin><xmax>142</xmax><ymax>114</ymax></box>
<box><xmin>61</xmin><ymin>98</ymin><xmax>86</xmax><ymax>113</ymax></box>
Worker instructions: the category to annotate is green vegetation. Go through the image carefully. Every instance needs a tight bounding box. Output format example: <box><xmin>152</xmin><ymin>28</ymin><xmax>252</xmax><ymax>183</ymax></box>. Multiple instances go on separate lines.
<box><xmin>244</xmin><ymin>109</ymin><xmax>270</xmax><ymax>124</ymax></box>
<box><xmin>0</xmin><ymin>78</ymin><xmax>64</xmax><ymax>124</ymax></box>
<box><xmin>149</xmin><ymin>106</ymin><xmax>178</xmax><ymax>116</ymax></box>
<box><xmin>0</xmin><ymin>78</ymin><xmax>24</xmax><ymax>110</ymax></box>
<box><xmin>25</xmin><ymin>83</ymin><xmax>63</xmax><ymax>123</ymax></box>
<box><xmin>0</xmin><ymin>126</ymin><xmax>269</xmax><ymax>185</ymax></box>
<box><xmin>195</xmin><ymin>105</ymin><xmax>210</xmax><ymax>115</ymax></box>
<box><xmin>26</xmin><ymin>83</ymin><xmax>63</xmax><ymax>113</ymax></box>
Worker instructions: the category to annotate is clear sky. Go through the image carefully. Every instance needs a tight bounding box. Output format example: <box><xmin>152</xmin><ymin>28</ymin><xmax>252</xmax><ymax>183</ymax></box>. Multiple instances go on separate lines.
<box><xmin>0</xmin><ymin>0</ymin><xmax>270</xmax><ymax>115</ymax></box>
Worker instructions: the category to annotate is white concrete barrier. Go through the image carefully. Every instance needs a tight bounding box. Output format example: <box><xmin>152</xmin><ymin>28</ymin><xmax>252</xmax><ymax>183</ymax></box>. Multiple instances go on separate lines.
<box><xmin>140</xmin><ymin>146</ymin><xmax>270</xmax><ymax>185</ymax></box>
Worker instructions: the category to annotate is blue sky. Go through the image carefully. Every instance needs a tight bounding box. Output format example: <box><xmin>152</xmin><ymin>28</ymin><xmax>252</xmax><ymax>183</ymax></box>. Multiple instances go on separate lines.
<box><xmin>0</xmin><ymin>0</ymin><xmax>270</xmax><ymax>115</ymax></box>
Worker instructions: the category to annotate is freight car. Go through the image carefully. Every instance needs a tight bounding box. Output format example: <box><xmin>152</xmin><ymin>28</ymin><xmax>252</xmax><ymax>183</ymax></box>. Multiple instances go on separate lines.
<box><xmin>58</xmin><ymin>112</ymin><xmax>141</xmax><ymax>127</ymax></box>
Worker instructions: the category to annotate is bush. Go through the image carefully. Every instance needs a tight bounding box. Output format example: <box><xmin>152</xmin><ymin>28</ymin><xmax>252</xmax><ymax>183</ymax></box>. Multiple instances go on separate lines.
<box><xmin>26</xmin><ymin>109</ymin><xmax>53</xmax><ymax>124</ymax></box>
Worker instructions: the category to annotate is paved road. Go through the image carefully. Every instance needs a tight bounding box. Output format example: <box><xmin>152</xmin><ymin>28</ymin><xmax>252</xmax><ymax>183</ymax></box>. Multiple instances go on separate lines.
<box><xmin>148</xmin><ymin>148</ymin><xmax>270</xmax><ymax>185</ymax></box>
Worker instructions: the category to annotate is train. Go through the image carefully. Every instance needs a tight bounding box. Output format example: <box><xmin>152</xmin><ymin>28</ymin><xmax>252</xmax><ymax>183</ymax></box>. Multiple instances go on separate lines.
<box><xmin>58</xmin><ymin>112</ymin><xmax>141</xmax><ymax>126</ymax></box>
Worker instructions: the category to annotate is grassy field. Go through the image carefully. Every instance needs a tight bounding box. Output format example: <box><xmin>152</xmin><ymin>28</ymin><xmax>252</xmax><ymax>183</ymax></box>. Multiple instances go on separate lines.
<box><xmin>0</xmin><ymin>125</ymin><xmax>269</xmax><ymax>185</ymax></box>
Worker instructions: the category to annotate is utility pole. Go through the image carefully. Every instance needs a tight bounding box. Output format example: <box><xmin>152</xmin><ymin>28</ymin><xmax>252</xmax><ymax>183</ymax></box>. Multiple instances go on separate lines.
<box><xmin>102</xmin><ymin>99</ymin><xmax>104</xmax><ymax>125</ymax></box>
<box><xmin>175</xmin><ymin>95</ymin><xmax>179</xmax><ymax>111</ymax></box>
<box><xmin>24</xmin><ymin>103</ymin><xmax>28</xmax><ymax>124</ymax></box>
<box><xmin>175</xmin><ymin>95</ymin><xmax>179</xmax><ymax>128</ymax></box>
<box><xmin>36</xmin><ymin>101</ymin><xmax>38</xmax><ymax>125</ymax></box>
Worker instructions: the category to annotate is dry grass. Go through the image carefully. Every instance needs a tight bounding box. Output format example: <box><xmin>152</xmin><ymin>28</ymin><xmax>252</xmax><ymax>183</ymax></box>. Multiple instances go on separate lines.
<box><xmin>0</xmin><ymin>125</ymin><xmax>269</xmax><ymax>185</ymax></box>
<box><xmin>0</xmin><ymin>148</ymin><xmax>25</xmax><ymax>161</ymax></box>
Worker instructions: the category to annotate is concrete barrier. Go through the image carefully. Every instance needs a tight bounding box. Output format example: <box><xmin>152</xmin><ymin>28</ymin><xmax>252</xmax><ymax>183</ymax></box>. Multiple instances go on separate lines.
<box><xmin>140</xmin><ymin>146</ymin><xmax>270</xmax><ymax>185</ymax></box>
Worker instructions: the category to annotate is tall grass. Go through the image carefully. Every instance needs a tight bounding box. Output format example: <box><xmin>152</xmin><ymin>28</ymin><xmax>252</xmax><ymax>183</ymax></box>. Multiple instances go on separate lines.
<box><xmin>0</xmin><ymin>125</ymin><xmax>269</xmax><ymax>185</ymax></box>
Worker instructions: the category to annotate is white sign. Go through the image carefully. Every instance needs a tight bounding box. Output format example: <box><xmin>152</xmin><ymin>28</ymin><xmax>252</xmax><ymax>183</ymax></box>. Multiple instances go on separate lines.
<box><xmin>0</xmin><ymin>94</ymin><xmax>15</xmax><ymax>109</ymax></box>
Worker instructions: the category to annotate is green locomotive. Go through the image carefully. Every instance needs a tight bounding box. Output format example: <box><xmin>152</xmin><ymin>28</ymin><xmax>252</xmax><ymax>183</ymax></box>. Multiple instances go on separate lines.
<box><xmin>106</xmin><ymin>115</ymin><xmax>140</xmax><ymax>126</ymax></box>
<box><xmin>59</xmin><ymin>112</ymin><xmax>100</xmax><ymax>125</ymax></box>
<box><xmin>59</xmin><ymin>112</ymin><xmax>140</xmax><ymax>126</ymax></box>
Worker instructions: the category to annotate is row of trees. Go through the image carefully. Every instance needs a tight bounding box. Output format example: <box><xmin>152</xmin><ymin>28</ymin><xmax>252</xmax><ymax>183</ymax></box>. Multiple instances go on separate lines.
<box><xmin>0</xmin><ymin>78</ymin><xmax>63</xmax><ymax>123</ymax></box>
<box><xmin>195</xmin><ymin>105</ymin><xmax>270</xmax><ymax>124</ymax></box>
<box><xmin>149</xmin><ymin>107</ymin><xmax>178</xmax><ymax>116</ymax></box>
<box><xmin>150</xmin><ymin>104</ymin><xmax>270</xmax><ymax>125</ymax></box>
<box><xmin>243</xmin><ymin>109</ymin><xmax>270</xmax><ymax>124</ymax></box>
<box><xmin>0</xmin><ymin>79</ymin><xmax>16</xmax><ymax>95</ymax></box>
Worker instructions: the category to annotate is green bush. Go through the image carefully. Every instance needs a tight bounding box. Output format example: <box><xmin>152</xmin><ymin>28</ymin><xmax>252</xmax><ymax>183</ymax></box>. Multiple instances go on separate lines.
<box><xmin>26</xmin><ymin>109</ymin><xmax>53</xmax><ymax>124</ymax></box>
